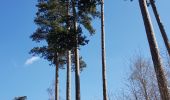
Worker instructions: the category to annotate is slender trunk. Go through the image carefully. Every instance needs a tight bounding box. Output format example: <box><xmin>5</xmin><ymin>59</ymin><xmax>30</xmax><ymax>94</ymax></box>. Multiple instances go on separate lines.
<box><xmin>55</xmin><ymin>58</ymin><xmax>59</xmax><ymax>100</ymax></box>
<box><xmin>74</xmin><ymin>47</ymin><xmax>80</xmax><ymax>100</ymax></box>
<box><xmin>101</xmin><ymin>0</ymin><xmax>108</xmax><ymax>100</ymax></box>
<box><xmin>143</xmin><ymin>85</ymin><xmax>149</xmax><ymax>100</ymax></box>
<box><xmin>150</xmin><ymin>0</ymin><xmax>170</xmax><ymax>57</ymax></box>
<box><xmin>138</xmin><ymin>0</ymin><xmax>170</xmax><ymax>99</ymax></box>
<box><xmin>66</xmin><ymin>50</ymin><xmax>71</xmax><ymax>100</ymax></box>
<box><xmin>71</xmin><ymin>0</ymin><xmax>81</xmax><ymax>100</ymax></box>
<box><xmin>66</xmin><ymin>1</ymin><xmax>71</xmax><ymax>100</ymax></box>
<box><xmin>140</xmin><ymin>79</ymin><xmax>149</xmax><ymax>100</ymax></box>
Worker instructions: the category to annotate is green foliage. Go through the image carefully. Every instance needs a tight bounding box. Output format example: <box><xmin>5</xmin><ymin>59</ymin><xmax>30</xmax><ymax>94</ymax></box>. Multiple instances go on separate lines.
<box><xmin>71</xmin><ymin>0</ymin><xmax>101</xmax><ymax>35</ymax></box>
<box><xmin>70</xmin><ymin>51</ymin><xmax>87</xmax><ymax>72</ymax></box>
<box><xmin>30</xmin><ymin>0</ymin><xmax>68</xmax><ymax>66</ymax></box>
<box><xmin>77</xmin><ymin>0</ymin><xmax>101</xmax><ymax>34</ymax></box>
<box><xmin>30</xmin><ymin>0</ymin><xmax>100</xmax><ymax>67</ymax></box>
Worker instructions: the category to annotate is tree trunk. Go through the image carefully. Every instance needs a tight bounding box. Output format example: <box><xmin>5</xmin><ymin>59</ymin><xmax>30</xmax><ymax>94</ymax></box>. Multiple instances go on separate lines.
<box><xmin>138</xmin><ymin>0</ymin><xmax>170</xmax><ymax>99</ymax></box>
<box><xmin>71</xmin><ymin>0</ymin><xmax>81</xmax><ymax>100</ymax></box>
<box><xmin>66</xmin><ymin>1</ymin><xmax>71</xmax><ymax>100</ymax></box>
<box><xmin>140</xmin><ymin>79</ymin><xmax>149</xmax><ymax>100</ymax></box>
<box><xmin>101</xmin><ymin>0</ymin><xmax>108</xmax><ymax>100</ymax></box>
<box><xmin>66</xmin><ymin>50</ymin><xmax>71</xmax><ymax>100</ymax></box>
<box><xmin>74</xmin><ymin>47</ymin><xmax>80</xmax><ymax>100</ymax></box>
<box><xmin>55</xmin><ymin>59</ymin><xmax>59</xmax><ymax>100</ymax></box>
<box><xmin>150</xmin><ymin>0</ymin><xmax>170</xmax><ymax>57</ymax></box>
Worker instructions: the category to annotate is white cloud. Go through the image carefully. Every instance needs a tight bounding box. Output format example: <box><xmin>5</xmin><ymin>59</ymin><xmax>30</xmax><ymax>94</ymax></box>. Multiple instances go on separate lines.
<box><xmin>25</xmin><ymin>56</ymin><xmax>40</xmax><ymax>65</ymax></box>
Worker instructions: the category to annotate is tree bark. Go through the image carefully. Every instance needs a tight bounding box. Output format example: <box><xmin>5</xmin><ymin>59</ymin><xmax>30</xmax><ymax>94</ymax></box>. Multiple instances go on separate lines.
<box><xmin>138</xmin><ymin>0</ymin><xmax>170</xmax><ymax>99</ymax></box>
<box><xmin>66</xmin><ymin>1</ymin><xmax>71</xmax><ymax>100</ymax></box>
<box><xmin>55</xmin><ymin>58</ymin><xmax>59</xmax><ymax>100</ymax></box>
<box><xmin>74</xmin><ymin>47</ymin><xmax>80</xmax><ymax>100</ymax></box>
<box><xmin>101</xmin><ymin>0</ymin><xmax>108</xmax><ymax>100</ymax></box>
<box><xmin>71</xmin><ymin>0</ymin><xmax>81</xmax><ymax>100</ymax></box>
<box><xmin>150</xmin><ymin>0</ymin><xmax>170</xmax><ymax>57</ymax></box>
<box><xmin>66</xmin><ymin>50</ymin><xmax>71</xmax><ymax>100</ymax></box>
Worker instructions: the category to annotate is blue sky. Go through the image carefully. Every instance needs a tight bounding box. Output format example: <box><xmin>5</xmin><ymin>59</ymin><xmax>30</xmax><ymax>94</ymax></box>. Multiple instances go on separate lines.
<box><xmin>0</xmin><ymin>0</ymin><xmax>170</xmax><ymax>100</ymax></box>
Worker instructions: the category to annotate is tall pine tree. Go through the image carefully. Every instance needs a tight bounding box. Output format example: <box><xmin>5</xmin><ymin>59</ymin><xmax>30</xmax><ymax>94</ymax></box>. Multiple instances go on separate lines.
<box><xmin>100</xmin><ymin>0</ymin><xmax>108</xmax><ymax>100</ymax></box>
<box><xmin>69</xmin><ymin>0</ymin><xmax>100</xmax><ymax>100</ymax></box>
<box><xmin>138</xmin><ymin>0</ymin><xmax>170</xmax><ymax>99</ymax></box>
<box><xmin>31</xmin><ymin>0</ymin><xmax>91</xmax><ymax>100</ymax></box>
<box><xmin>149</xmin><ymin>0</ymin><xmax>170</xmax><ymax>57</ymax></box>
<box><xmin>31</xmin><ymin>0</ymin><xmax>69</xmax><ymax>100</ymax></box>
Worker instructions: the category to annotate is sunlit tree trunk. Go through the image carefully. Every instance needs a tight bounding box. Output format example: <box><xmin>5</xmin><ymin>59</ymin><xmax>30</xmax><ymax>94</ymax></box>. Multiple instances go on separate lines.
<box><xmin>138</xmin><ymin>0</ymin><xmax>170</xmax><ymax>99</ymax></box>
<box><xmin>101</xmin><ymin>0</ymin><xmax>108</xmax><ymax>100</ymax></box>
<box><xmin>66</xmin><ymin>1</ymin><xmax>71</xmax><ymax>100</ymax></box>
<box><xmin>150</xmin><ymin>0</ymin><xmax>170</xmax><ymax>57</ymax></box>
<box><xmin>71</xmin><ymin>0</ymin><xmax>81</xmax><ymax>100</ymax></box>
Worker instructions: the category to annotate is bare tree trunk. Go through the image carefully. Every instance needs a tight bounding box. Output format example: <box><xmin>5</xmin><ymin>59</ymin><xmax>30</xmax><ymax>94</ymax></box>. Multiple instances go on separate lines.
<box><xmin>150</xmin><ymin>0</ymin><xmax>170</xmax><ymax>57</ymax></box>
<box><xmin>101</xmin><ymin>0</ymin><xmax>108</xmax><ymax>100</ymax></box>
<box><xmin>66</xmin><ymin>50</ymin><xmax>71</xmax><ymax>100</ymax></box>
<box><xmin>55</xmin><ymin>59</ymin><xmax>59</xmax><ymax>100</ymax></box>
<box><xmin>71</xmin><ymin>0</ymin><xmax>81</xmax><ymax>100</ymax></box>
<box><xmin>66</xmin><ymin>1</ymin><xmax>71</xmax><ymax>100</ymax></box>
<box><xmin>140</xmin><ymin>79</ymin><xmax>149</xmax><ymax>100</ymax></box>
<box><xmin>74</xmin><ymin>47</ymin><xmax>80</xmax><ymax>100</ymax></box>
<box><xmin>138</xmin><ymin>0</ymin><xmax>170</xmax><ymax>99</ymax></box>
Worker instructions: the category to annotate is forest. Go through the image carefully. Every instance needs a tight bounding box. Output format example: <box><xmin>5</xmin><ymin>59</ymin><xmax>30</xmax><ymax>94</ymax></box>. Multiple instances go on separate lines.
<box><xmin>1</xmin><ymin>0</ymin><xmax>170</xmax><ymax>100</ymax></box>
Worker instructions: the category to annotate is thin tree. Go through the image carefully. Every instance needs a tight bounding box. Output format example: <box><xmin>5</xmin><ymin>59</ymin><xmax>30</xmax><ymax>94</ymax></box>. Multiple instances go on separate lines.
<box><xmin>66</xmin><ymin>50</ymin><xmax>71</xmax><ymax>100</ymax></box>
<box><xmin>32</xmin><ymin>1</ymin><xmax>95</xmax><ymax>100</ymax></box>
<box><xmin>30</xmin><ymin>0</ymin><xmax>69</xmax><ymax>100</ymax></box>
<box><xmin>70</xmin><ymin>1</ymin><xmax>81</xmax><ymax>99</ymax></box>
<box><xmin>138</xmin><ymin>0</ymin><xmax>170</xmax><ymax>99</ymax></box>
<box><xmin>101</xmin><ymin>0</ymin><xmax>108</xmax><ymax>100</ymax></box>
<box><xmin>149</xmin><ymin>0</ymin><xmax>170</xmax><ymax>57</ymax></box>
<box><xmin>66</xmin><ymin>0</ymin><xmax>71</xmax><ymax>100</ymax></box>
<box><xmin>69</xmin><ymin>0</ymin><xmax>100</xmax><ymax>100</ymax></box>
<box><xmin>128</xmin><ymin>56</ymin><xmax>157</xmax><ymax>100</ymax></box>
<box><xmin>47</xmin><ymin>55</ymin><xmax>87</xmax><ymax>100</ymax></box>
<box><xmin>114</xmin><ymin>54</ymin><xmax>166</xmax><ymax>100</ymax></box>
